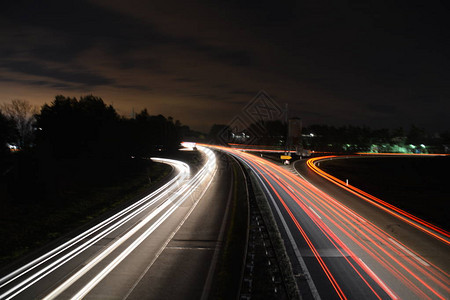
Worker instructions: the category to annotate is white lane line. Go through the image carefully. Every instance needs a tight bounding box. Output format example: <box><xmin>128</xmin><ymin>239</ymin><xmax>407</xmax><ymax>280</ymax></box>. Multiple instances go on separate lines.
<box><xmin>1</xmin><ymin>161</ymin><xmax>189</xmax><ymax>300</ymax></box>
<box><xmin>343</xmin><ymin>207</ymin><xmax>367</xmax><ymax>223</ymax></box>
<box><xmin>308</xmin><ymin>206</ymin><xmax>322</xmax><ymax>220</ymax></box>
<box><xmin>43</xmin><ymin>193</ymin><xmax>182</xmax><ymax>299</ymax></box>
<box><xmin>358</xmin><ymin>258</ymin><xmax>398</xmax><ymax>300</ymax></box>
<box><xmin>388</xmin><ymin>238</ymin><xmax>430</xmax><ymax>267</ymax></box>
<box><xmin>166</xmin><ymin>247</ymin><xmax>215</xmax><ymax>250</ymax></box>
<box><xmin>0</xmin><ymin>162</ymin><xmax>185</xmax><ymax>289</ymax></box>
<box><xmin>71</xmin><ymin>193</ymin><xmax>191</xmax><ymax>299</ymax></box>
<box><xmin>126</xmin><ymin>156</ymin><xmax>217</xmax><ymax>300</ymax></box>
<box><xmin>241</xmin><ymin>159</ymin><xmax>321</xmax><ymax>300</ymax></box>
<box><xmin>44</xmin><ymin>147</ymin><xmax>216</xmax><ymax>299</ymax></box>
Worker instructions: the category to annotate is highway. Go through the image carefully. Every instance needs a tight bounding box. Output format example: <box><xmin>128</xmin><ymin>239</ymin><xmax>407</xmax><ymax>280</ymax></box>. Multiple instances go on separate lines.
<box><xmin>0</xmin><ymin>146</ymin><xmax>227</xmax><ymax>299</ymax></box>
<box><xmin>298</xmin><ymin>155</ymin><xmax>449</xmax><ymax>275</ymax></box>
<box><xmin>2</xmin><ymin>144</ymin><xmax>448</xmax><ymax>299</ymax></box>
<box><xmin>212</xmin><ymin>146</ymin><xmax>449</xmax><ymax>300</ymax></box>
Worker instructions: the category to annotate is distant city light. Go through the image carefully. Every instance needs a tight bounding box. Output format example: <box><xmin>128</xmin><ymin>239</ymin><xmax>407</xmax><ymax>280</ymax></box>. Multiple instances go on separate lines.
<box><xmin>181</xmin><ymin>142</ymin><xmax>196</xmax><ymax>148</ymax></box>
<box><xmin>7</xmin><ymin>143</ymin><xmax>19</xmax><ymax>152</ymax></box>
<box><xmin>181</xmin><ymin>142</ymin><xmax>197</xmax><ymax>151</ymax></box>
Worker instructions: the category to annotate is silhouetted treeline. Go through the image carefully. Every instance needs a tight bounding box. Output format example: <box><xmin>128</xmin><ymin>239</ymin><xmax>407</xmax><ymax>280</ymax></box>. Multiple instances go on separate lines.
<box><xmin>35</xmin><ymin>95</ymin><xmax>121</xmax><ymax>159</ymax></box>
<box><xmin>0</xmin><ymin>95</ymin><xmax>190</xmax><ymax>158</ymax></box>
<box><xmin>0</xmin><ymin>95</ymin><xmax>192</xmax><ymax>204</ymax></box>
<box><xmin>303</xmin><ymin>124</ymin><xmax>450</xmax><ymax>153</ymax></box>
<box><xmin>303</xmin><ymin>124</ymin><xmax>377</xmax><ymax>152</ymax></box>
<box><xmin>209</xmin><ymin>121</ymin><xmax>450</xmax><ymax>153</ymax></box>
<box><xmin>0</xmin><ymin>111</ymin><xmax>15</xmax><ymax>156</ymax></box>
<box><xmin>34</xmin><ymin>95</ymin><xmax>185</xmax><ymax>159</ymax></box>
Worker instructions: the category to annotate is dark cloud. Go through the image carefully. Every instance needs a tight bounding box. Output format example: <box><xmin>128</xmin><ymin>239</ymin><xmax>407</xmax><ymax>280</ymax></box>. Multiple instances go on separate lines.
<box><xmin>367</xmin><ymin>103</ymin><xmax>399</xmax><ymax>115</ymax></box>
<box><xmin>0</xmin><ymin>0</ymin><xmax>449</xmax><ymax>132</ymax></box>
<box><xmin>1</xmin><ymin>0</ymin><xmax>171</xmax><ymax>61</ymax></box>
<box><xmin>189</xmin><ymin>93</ymin><xmax>232</xmax><ymax>101</ymax></box>
<box><xmin>0</xmin><ymin>0</ymin><xmax>257</xmax><ymax>84</ymax></box>
<box><xmin>113</xmin><ymin>84</ymin><xmax>152</xmax><ymax>91</ymax></box>
<box><xmin>0</xmin><ymin>75</ymin><xmax>78</xmax><ymax>90</ymax></box>
<box><xmin>229</xmin><ymin>89</ymin><xmax>256</xmax><ymax>96</ymax></box>
<box><xmin>192</xmin><ymin>44</ymin><xmax>255</xmax><ymax>67</ymax></box>
<box><xmin>1</xmin><ymin>61</ymin><xmax>114</xmax><ymax>86</ymax></box>
<box><xmin>173</xmin><ymin>77</ymin><xmax>197</xmax><ymax>82</ymax></box>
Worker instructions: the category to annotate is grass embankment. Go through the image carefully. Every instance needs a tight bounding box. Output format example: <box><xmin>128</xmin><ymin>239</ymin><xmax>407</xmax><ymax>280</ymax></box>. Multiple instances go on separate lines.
<box><xmin>319</xmin><ymin>156</ymin><xmax>450</xmax><ymax>231</ymax></box>
<box><xmin>0</xmin><ymin>157</ymin><xmax>171</xmax><ymax>267</ymax></box>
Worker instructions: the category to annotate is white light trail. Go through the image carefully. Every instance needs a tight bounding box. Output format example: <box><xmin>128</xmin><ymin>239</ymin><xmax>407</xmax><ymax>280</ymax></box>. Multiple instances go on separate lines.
<box><xmin>0</xmin><ymin>161</ymin><xmax>186</xmax><ymax>288</ymax></box>
<box><xmin>0</xmin><ymin>157</ymin><xmax>194</xmax><ymax>299</ymax></box>
<box><xmin>43</xmin><ymin>146</ymin><xmax>216</xmax><ymax>299</ymax></box>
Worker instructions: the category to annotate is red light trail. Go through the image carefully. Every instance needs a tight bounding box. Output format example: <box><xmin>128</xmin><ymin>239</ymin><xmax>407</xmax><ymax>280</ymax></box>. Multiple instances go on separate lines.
<box><xmin>307</xmin><ymin>155</ymin><xmax>450</xmax><ymax>244</ymax></box>
<box><xmin>207</xmin><ymin>145</ymin><xmax>449</xmax><ymax>299</ymax></box>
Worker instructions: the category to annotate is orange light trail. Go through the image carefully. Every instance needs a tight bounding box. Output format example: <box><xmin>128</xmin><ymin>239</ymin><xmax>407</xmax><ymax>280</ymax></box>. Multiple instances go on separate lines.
<box><xmin>258</xmin><ymin>165</ymin><xmax>385</xmax><ymax>300</ymax></box>
<box><xmin>279</xmin><ymin>167</ymin><xmax>449</xmax><ymax>298</ymax></box>
<box><xmin>204</xmin><ymin>144</ymin><xmax>450</xmax><ymax>299</ymax></box>
<box><xmin>306</xmin><ymin>156</ymin><xmax>450</xmax><ymax>244</ymax></box>
<box><xmin>249</xmin><ymin>156</ymin><xmax>400</xmax><ymax>299</ymax></box>
<box><xmin>211</xmin><ymin>146</ymin><xmax>389</xmax><ymax>299</ymax></box>
<box><xmin>264</xmin><ymin>177</ymin><xmax>348</xmax><ymax>299</ymax></box>
<box><xmin>267</xmin><ymin>155</ymin><xmax>449</xmax><ymax>297</ymax></box>
<box><xmin>231</xmin><ymin>148</ymin><xmax>296</xmax><ymax>153</ymax></box>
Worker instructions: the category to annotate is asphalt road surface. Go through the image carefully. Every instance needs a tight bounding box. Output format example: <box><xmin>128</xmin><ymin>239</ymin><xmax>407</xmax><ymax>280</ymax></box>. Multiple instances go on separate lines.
<box><xmin>213</xmin><ymin>146</ymin><xmax>449</xmax><ymax>300</ymax></box>
<box><xmin>0</xmin><ymin>146</ymin><xmax>238</xmax><ymax>299</ymax></box>
<box><xmin>298</xmin><ymin>156</ymin><xmax>449</xmax><ymax>273</ymax></box>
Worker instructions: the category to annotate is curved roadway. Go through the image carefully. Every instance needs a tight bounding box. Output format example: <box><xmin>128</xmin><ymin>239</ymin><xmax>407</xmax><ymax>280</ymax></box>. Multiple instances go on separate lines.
<box><xmin>0</xmin><ymin>146</ymin><xmax>236</xmax><ymax>299</ymax></box>
<box><xmin>213</xmin><ymin>146</ymin><xmax>449</xmax><ymax>300</ymax></box>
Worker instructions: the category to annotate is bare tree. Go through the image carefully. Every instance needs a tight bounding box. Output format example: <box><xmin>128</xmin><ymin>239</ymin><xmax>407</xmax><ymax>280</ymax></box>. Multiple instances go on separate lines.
<box><xmin>1</xmin><ymin>99</ymin><xmax>37</xmax><ymax>149</ymax></box>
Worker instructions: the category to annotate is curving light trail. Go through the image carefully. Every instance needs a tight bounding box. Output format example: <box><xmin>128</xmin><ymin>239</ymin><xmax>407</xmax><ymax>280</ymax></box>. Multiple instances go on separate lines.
<box><xmin>0</xmin><ymin>146</ymin><xmax>217</xmax><ymax>299</ymax></box>
<box><xmin>307</xmin><ymin>155</ymin><xmax>450</xmax><ymax>244</ymax></box>
<box><xmin>208</xmin><ymin>145</ymin><xmax>449</xmax><ymax>300</ymax></box>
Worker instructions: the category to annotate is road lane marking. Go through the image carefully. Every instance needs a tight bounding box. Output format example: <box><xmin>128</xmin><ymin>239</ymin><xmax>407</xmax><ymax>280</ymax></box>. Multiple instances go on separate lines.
<box><xmin>343</xmin><ymin>207</ymin><xmax>367</xmax><ymax>223</ymax></box>
<box><xmin>358</xmin><ymin>258</ymin><xmax>398</xmax><ymax>300</ymax></box>
<box><xmin>388</xmin><ymin>238</ymin><xmax>430</xmax><ymax>267</ymax></box>
<box><xmin>72</xmin><ymin>147</ymin><xmax>216</xmax><ymax>299</ymax></box>
<box><xmin>0</xmin><ymin>161</ymin><xmax>186</xmax><ymax>289</ymax></box>
<box><xmin>247</xmin><ymin>164</ymin><xmax>321</xmax><ymax>300</ymax></box>
<box><xmin>125</xmin><ymin>154</ymin><xmax>217</xmax><ymax>300</ymax></box>
<box><xmin>309</xmin><ymin>206</ymin><xmax>322</xmax><ymax>220</ymax></box>
<box><xmin>166</xmin><ymin>246</ymin><xmax>215</xmax><ymax>250</ymax></box>
<box><xmin>0</xmin><ymin>160</ymin><xmax>189</xmax><ymax>300</ymax></box>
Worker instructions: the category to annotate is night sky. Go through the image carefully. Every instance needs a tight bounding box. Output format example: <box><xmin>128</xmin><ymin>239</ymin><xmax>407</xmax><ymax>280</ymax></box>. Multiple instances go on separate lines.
<box><xmin>1</xmin><ymin>0</ymin><xmax>449</xmax><ymax>132</ymax></box>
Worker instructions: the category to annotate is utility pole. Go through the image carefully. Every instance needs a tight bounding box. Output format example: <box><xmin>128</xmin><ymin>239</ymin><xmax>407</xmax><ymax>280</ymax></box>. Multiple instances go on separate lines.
<box><xmin>284</xmin><ymin>103</ymin><xmax>290</xmax><ymax>156</ymax></box>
